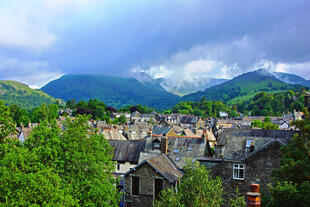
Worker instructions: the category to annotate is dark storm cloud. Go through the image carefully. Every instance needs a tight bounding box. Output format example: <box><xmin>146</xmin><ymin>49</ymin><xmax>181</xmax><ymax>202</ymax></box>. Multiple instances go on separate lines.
<box><xmin>1</xmin><ymin>0</ymin><xmax>310</xmax><ymax>87</ymax></box>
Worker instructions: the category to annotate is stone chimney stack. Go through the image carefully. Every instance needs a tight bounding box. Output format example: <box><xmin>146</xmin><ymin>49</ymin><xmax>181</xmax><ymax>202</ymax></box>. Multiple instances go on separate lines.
<box><xmin>161</xmin><ymin>135</ymin><xmax>168</xmax><ymax>154</ymax></box>
<box><xmin>250</xmin><ymin>141</ymin><xmax>255</xmax><ymax>153</ymax></box>
<box><xmin>202</xmin><ymin>128</ymin><xmax>208</xmax><ymax>143</ymax></box>
<box><xmin>148</xmin><ymin>128</ymin><xmax>152</xmax><ymax>138</ymax></box>
<box><xmin>247</xmin><ymin>184</ymin><xmax>261</xmax><ymax>207</ymax></box>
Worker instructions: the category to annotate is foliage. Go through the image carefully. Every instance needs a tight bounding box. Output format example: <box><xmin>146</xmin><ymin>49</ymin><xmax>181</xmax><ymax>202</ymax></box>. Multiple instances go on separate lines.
<box><xmin>25</xmin><ymin>115</ymin><xmax>120</xmax><ymax>206</ymax></box>
<box><xmin>0</xmin><ymin>139</ymin><xmax>76</xmax><ymax>206</ymax></box>
<box><xmin>238</xmin><ymin>90</ymin><xmax>305</xmax><ymax>116</ymax></box>
<box><xmin>266</xmin><ymin>111</ymin><xmax>310</xmax><ymax>206</ymax></box>
<box><xmin>0</xmin><ymin>101</ymin><xmax>16</xmax><ymax>141</ymax></box>
<box><xmin>170</xmin><ymin>98</ymin><xmax>239</xmax><ymax>118</ymax></box>
<box><xmin>30</xmin><ymin>104</ymin><xmax>59</xmax><ymax>123</ymax></box>
<box><xmin>229</xmin><ymin>188</ymin><xmax>246</xmax><ymax>207</ymax></box>
<box><xmin>251</xmin><ymin>117</ymin><xmax>279</xmax><ymax>130</ymax></box>
<box><xmin>155</xmin><ymin>161</ymin><xmax>223</xmax><ymax>207</ymax></box>
<box><xmin>41</xmin><ymin>74</ymin><xmax>178</xmax><ymax>109</ymax></box>
<box><xmin>182</xmin><ymin>69</ymin><xmax>299</xmax><ymax>104</ymax></box>
<box><xmin>0</xmin><ymin>105</ymin><xmax>120</xmax><ymax>206</ymax></box>
<box><xmin>0</xmin><ymin>80</ymin><xmax>64</xmax><ymax>110</ymax></box>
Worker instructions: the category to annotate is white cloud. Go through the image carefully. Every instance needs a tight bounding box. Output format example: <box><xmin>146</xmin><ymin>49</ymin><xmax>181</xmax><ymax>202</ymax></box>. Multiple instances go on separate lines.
<box><xmin>0</xmin><ymin>0</ymin><xmax>102</xmax><ymax>51</ymax></box>
<box><xmin>0</xmin><ymin>57</ymin><xmax>63</xmax><ymax>88</ymax></box>
<box><xmin>0</xmin><ymin>13</ymin><xmax>56</xmax><ymax>51</ymax></box>
<box><xmin>133</xmin><ymin>34</ymin><xmax>310</xmax><ymax>87</ymax></box>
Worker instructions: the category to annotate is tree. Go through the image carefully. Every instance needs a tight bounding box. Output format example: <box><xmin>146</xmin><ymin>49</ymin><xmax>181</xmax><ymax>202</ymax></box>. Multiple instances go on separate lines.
<box><xmin>119</xmin><ymin>114</ymin><xmax>127</xmax><ymax>125</ymax></box>
<box><xmin>0</xmin><ymin>101</ymin><xmax>16</xmax><ymax>142</ymax></box>
<box><xmin>266</xmin><ymin>111</ymin><xmax>310</xmax><ymax>207</ymax></box>
<box><xmin>0</xmin><ymin>139</ymin><xmax>76</xmax><ymax>206</ymax></box>
<box><xmin>25</xmin><ymin>115</ymin><xmax>120</xmax><ymax>206</ymax></box>
<box><xmin>155</xmin><ymin>161</ymin><xmax>223</xmax><ymax>207</ymax></box>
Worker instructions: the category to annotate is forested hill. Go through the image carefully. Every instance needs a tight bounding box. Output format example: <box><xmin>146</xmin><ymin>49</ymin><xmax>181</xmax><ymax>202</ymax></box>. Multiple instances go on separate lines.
<box><xmin>41</xmin><ymin>74</ymin><xmax>179</xmax><ymax>109</ymax></box>
<box><xmin>0</xmin><ymin>80</ymin><xmax>63</xmax><ymax>109</ymax></box>
<box><xmin>181</xmin><ymin>69</ymin><xmax>304</xmax><ymax>103</ymax></box>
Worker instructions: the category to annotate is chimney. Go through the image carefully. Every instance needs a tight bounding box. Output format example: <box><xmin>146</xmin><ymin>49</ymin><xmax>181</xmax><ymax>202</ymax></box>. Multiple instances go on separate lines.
<box><xmin>250</xmin><ymin>141</ymin><xmax>255</xmax><ymax>153</ymax></box>
<box><xmin>247</xmin><ymin>184</ymin><xmax>261</xmax><ymax>207</ymax></box>
<box><xmin>161</xmin><ymin>135</ymin><xmax>168</xmax><ymax>154</ymax></box>
<box><xmin>148</xmin><ymin>128</ymin><xmax>152</xmax><ymax>137</ymax></box>
<box><xmin>202</xmin><ymin>129</ymin><xmax>208</xmax><ymax>143</ymax></box>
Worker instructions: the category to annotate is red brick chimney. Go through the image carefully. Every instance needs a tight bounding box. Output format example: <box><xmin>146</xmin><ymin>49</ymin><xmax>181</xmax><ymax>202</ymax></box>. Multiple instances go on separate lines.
<box><xmin>247</xmin><ymin>184</ymin><xmax>261</xmax><ymax>207</ymax></box>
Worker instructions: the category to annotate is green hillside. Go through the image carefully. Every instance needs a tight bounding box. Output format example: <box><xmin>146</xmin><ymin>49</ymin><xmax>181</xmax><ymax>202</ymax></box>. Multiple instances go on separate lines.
<box><xmin>41</xmin><ymin>74</ymin><xmax>179</xmax><ymax>109</ymax></box>
<box><xmin>0</xmin><ymin>80</ymin><xmax>64</xmax><ymax>109</ymax></box>
<box><xmin>181</xmin><ymin>69</ymin><xmax>303</xmax><ymax>103</ymax></box>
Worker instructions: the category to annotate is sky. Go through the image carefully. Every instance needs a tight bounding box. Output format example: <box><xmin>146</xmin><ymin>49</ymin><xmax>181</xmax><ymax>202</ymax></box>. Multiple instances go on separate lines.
<box><xmin>0</xmin><ymin>0</ymin><xmax>310</xmax><ymax>88</ymax></box>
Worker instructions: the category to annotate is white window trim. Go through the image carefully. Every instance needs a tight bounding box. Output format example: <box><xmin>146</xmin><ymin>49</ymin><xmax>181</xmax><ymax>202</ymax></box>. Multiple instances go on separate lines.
<box><xmin>233</xmin><ymin>164</ymin><xmax>245</xmax><ymax>180</ymax></box>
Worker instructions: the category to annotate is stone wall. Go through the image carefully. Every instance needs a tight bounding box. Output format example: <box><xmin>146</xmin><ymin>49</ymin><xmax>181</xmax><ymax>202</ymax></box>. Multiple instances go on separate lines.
<box><xmin>125</xmin><ymin>163</ymin><xmax>171</xmax><ymax>207</ymax></box>
<box><xmin>211</xmin><ymin>142</ymin><xmax>282</xmax><ymax>199</ymax></box>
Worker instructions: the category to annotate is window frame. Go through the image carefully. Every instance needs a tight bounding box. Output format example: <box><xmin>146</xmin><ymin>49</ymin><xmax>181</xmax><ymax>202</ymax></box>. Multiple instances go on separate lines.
<box><xmin>233</xmin><ymin>164</ymin><xmax>245</xmax><ymax>180</ymax></box>
<box><xmin>131</xmin><ymin>176</ymin><xmax>140</xmax><ymax>196</ymax></box>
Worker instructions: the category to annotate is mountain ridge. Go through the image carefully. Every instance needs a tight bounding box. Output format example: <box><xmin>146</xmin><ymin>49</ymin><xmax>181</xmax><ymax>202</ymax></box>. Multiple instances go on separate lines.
<box><xmin>0</xmin><ymin>80</ymin><xmax>64</xmax><ymax>109</ymax></box>
<box><xmin>181</xmin><ymin>69</ymin><xmax>304</xmax><ymax>103</ymax></box>
<box><xmin>41</xmin><ymin>74</ymin><xmax>179</xmax><ymax>109</ymax></box>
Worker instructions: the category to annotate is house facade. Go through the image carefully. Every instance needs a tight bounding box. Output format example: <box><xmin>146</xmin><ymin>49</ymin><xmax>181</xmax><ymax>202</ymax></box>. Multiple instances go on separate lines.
<box><xmin>207</xmin><ymin>129</ymin><xmax>297</xmax><ymax>197</ymax></box>
<box><xmin>124</xmin><ymin>154</ymin><xmax>183</xmax><ymax>207</ymax></box>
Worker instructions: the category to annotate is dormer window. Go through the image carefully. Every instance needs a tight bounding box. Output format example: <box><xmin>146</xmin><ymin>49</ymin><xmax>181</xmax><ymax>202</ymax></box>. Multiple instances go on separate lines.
<box><xmin>154</xmin><ymin>142</ymin><xmax>160</xmax><ymax>149</ymax></box>
<box><xmin>152</xmin><ymin>139</ymin><xmax>161</xmax><ymax>150</ymax></box>
<box><xmin>173</xmin><ymin>149</ymin><xmax>179</xmax><ymax>154</ymax></box>
<box><xmin>246</xmin><ymin>139</ymin><xmax>254</xmax><ymax>148</ymax></box>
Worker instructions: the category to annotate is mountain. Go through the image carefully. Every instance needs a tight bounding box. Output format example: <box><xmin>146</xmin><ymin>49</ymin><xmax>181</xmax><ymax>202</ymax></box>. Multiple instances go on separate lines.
<box><xmin>0</xmin><ymin>80</ymin><xmax>64</xmax><ymax>109</ymax></box>
<box><xmin>181</xmin><ymin>69</ymin><xmax>301</xmax><ymax>103</ymax></box>
<box><xmin>41</xmin><ymin>74</ymin><xmax>179</xmax><ymax>109</ymax></box>
<box><xmin>272</xmin><ymin>72</ymin><xmax>310</xmax><ymax>87</ymax></box>
<box><xmin>160</xmin><ymin>77</ymin><xmax>228</xmax><ymax>96</ymax></box>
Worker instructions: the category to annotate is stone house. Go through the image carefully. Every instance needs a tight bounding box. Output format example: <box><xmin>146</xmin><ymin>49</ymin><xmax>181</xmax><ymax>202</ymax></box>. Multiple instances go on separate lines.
<box><xmin>109</xmin><ymin>140</ymin><xmax>146</xmax><ymax>176</ymax></box>
<box><xmin>140</xmin><ymin>135</ymin><xmax>211</xmax><ymax>169</ymax></box>
<box><xmin>124</xmin><ymin>154</ymin><xmax>183</xmax><ymax>207</ymax></box>
<box><xmin>126</xmin><ymin>125</ymin><xmax>151</xmax><ymax>140</ymax></box>
<box><xmin>180</xmin><ymin>115</ymin><xmax>205</xmax><ymax>129</ymax></box>
<box><xmin>207</xmin><ymin>129</ymin><xmax>297</xmax><ymax>197</ymax></box>
<box><xmin>130</xmin><ymin>111</ymin><xmax>155</xmax><ymax>125</ymax></box>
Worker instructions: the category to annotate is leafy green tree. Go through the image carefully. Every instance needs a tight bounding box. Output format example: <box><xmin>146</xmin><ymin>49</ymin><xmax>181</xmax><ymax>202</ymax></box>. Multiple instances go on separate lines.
<box><xmin>0</xmin><ymin>139</ymin><xmax>76</xmax><ymax>206</ymax></box>
<box><xmin>118</xmin><ymin>114</ymin><xmax>127</xmax><ymax>125</ymax></box>
<box><xmin>0</xmin><ymin>101</ymin><xmax>16</xmax><ymax>142</ymax></box>
<box><xmin>25</xmin><ymin>115</ymin><xmax>120</xmax><ymax>206</ymax></box>
<box><xmin>266</xmin><ymin>111</ymin><xmax>310</xmax><ymax>207</ymax></box>
<box><xmin>155</xmin><ymin>161</ymin><xmax>223</xmax><ymax>207</ymax></box>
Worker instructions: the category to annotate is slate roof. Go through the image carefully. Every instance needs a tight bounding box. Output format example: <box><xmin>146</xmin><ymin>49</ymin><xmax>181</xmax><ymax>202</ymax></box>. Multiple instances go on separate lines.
<box><xmin>103</xmin><ymin>129</ymin><xmax>127</xmax><ymax>140</ymax></box>
<box><xmin>109</xmin><ymin>140</ymin><xmax>146</xmax><ymax>164</ymax></box>
<box><xmin>180</xmin><ymin>115</ymin><xmax>198</xmax><ymax>124</ymax></box>
<box><xmin>127</xmin><ymin>125</ymin><xmax>150</xmax><ymax>140</ymax></box>
<box><xmin>126</xmin><ymin>154</ymin><xmax>183</xmax><ymax>183</ymax></box>
<box><xmin>142</xmin><ymin>136</ymin><xmax>209</xmax><ymax>169</ymax></box>
<box><xmin>216</xmin><ymin>128</ymin><xmax>298</xmax><ymax>160</ymax></box>
<box><xmin>152</xmin><ymin>126</ymin><xmax>172</xmax><ymax>136</ymax></box>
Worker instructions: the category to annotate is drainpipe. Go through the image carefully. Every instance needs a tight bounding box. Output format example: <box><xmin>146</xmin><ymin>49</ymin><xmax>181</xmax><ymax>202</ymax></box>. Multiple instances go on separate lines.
<box><xmin>247</xmin><ymin>184</ymin><xmax>261</xmax><ymax>207</ymax></box>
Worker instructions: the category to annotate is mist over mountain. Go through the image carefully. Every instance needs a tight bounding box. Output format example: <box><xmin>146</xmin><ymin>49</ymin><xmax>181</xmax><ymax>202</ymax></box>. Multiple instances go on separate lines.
<box><xmin>41</xmin><ymin>74</ymin><xmax>178</xmax><ymax>109</ymax></box>
<box><xmin>181</xmin><ymin>69</ymin><xmax>303</xmax><ymax>103</ymax></box>
<box><xmin>272</xmin><ymin>72</ymin><xmax>310</xmax><ymax>87</ymax></box>
<box><xmin>160</xmin><ymin>77</ymin><xmax>228</xmax><ymax>96</ymax></box>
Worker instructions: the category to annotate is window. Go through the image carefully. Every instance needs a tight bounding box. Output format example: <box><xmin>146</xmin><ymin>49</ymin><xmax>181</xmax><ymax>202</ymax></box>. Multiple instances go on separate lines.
<box><xmin>153</xmin><ymin>142</ymin><xmax>161</xmax><ymax>150</ymax></box>
<box><xmin>131</xmin><ymin>176</ymin><xmax>139</xmax><ymax>195</ymax></box>
<box><xmin>246</xmin><ymin>139</ymin><xmax>254</xmax><ymax>148</ymax></box>
<box><xmin>173</xmin><ymin>149</ymin><xmax>179</xmax><ymax>154</ymax></box>
<box><xmin>154</xmin><ymin>178</ymin><xmax>163</xmax><ymax>199</ymax></box>
<box><xmin>233</xmin><ymin>164</ymin><xmax>245</xmax><ymax>180</ymax></box>
<box><xmin>117</xmin><ymin>163</ymin><xmax>120</xmax><ymax>171</ymax></box>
